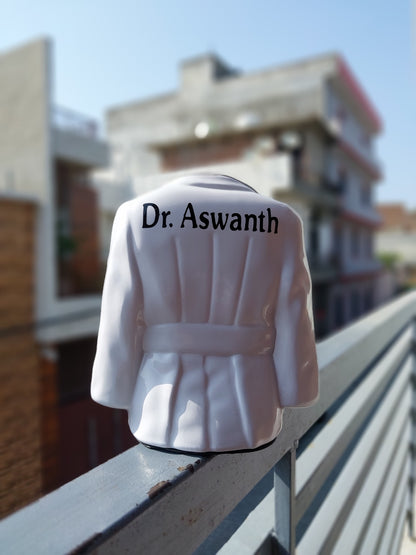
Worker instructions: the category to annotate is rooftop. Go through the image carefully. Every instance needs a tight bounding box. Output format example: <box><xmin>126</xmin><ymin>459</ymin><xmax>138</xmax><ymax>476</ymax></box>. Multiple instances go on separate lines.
<box><xmin>378</xmin><ymin>203</ymin><xmax>416</xmax><ymax>231</ymax></box>
<box><xmin>107</xmin><ymin>51</ymin><xmax>382</xmax><ymax>139</ymax></box>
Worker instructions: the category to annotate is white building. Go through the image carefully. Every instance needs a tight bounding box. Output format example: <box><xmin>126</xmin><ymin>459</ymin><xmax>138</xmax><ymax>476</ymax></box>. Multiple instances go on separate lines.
<box><xmin>103</xmin><ymin>52</ymin><xmax>383</xmax><ymax>337</ymax></box>
<box><xmin>0</xmin><ymin>38</ymin><xmax>137</xmax><ymax>508</ymax></box>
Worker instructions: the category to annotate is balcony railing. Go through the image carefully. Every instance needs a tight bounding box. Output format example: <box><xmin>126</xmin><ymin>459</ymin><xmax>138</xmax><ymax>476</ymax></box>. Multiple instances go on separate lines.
<box><xmin>307</xmin><ymin>252</ymin><xmax>340</xmax><ymax>281</ymax></box>
<box><xmin>134</xmin><ymin>154</ymin><xmax>294</xmax><ymax>198</ymax></box>
<box><xmin>52</xmin><ymin>105</ymin><xmax>99</xmax><ymax>139</ymax></box>
<box><xmin>1</xmin><ymin>291</ymin><xmax>416</xmax><ymax>553</ymax></box>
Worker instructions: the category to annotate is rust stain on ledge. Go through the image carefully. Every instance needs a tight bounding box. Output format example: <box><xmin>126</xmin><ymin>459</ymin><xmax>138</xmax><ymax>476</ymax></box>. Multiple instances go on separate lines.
<box><xmin>180</xmin><ymin>506</ymin><xmax>204</xmax><ymax>526</ymax></box>
<box><xmin>177</xmin><ymin>464</ymin><xmax>195</xmax><ymax>474</ymax></box>
<box><xmin>147</xmin><ymin>480</ymin><xmax>172</xmax><ymax>499</ymax></box>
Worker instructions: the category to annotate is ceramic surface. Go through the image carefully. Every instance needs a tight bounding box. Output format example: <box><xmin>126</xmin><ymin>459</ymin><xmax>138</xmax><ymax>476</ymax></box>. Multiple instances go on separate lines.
<box><xmin>91</xmin><ymin>173</ymin><xmax>319</xmax><ymax>452</ymax></box>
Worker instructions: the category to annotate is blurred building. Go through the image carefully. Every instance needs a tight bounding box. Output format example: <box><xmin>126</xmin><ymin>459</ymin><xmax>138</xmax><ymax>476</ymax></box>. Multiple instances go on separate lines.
<box><xmin>0</xmin><ymin>43</ymin><xmax>385</xmax><ymax>517</ymax></box>
<box><xmin>376</xmin><ymin>203</ymin><xmax>416</xmax><ymax>291</ymax></box>
<box><xmin>104</xmin><ymin>52</ymin><xmax>383</xmax><ymax>337</ymax></box>
<box><xmin>0</xmin><ymin>38</ymin><xmax>134</xmax><ymax>517</ymax></box>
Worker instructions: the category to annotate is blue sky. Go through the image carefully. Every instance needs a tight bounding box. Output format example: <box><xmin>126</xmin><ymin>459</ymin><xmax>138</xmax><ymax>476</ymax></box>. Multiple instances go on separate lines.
<box><xmin>1</xmin><ymin>0</ymin><xmax>414</xmax><ymax>206</ymax></box>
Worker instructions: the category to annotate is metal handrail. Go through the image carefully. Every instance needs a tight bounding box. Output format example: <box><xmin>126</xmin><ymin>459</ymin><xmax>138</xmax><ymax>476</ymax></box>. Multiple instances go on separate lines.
<box><xmin>52</xmin><ymin>105</ymin><xmax>98</xmax><ymax>138</ymax></box>
<box><xmin>0</xmin><ymin>291</ymin><xmax>415</xmax><ymax>554</ymax></box>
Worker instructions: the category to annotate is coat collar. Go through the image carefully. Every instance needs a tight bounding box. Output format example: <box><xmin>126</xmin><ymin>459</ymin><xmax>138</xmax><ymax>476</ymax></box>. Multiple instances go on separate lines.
<box><xmin>174</xmin><ymin>172</ymin><xmax>258</xmax><ymax>193</ymax></box>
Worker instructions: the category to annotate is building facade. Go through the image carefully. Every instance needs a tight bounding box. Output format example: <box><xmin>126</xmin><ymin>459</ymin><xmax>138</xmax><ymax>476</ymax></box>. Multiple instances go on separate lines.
<box><xmin>104</xmin><ymin>52</ymin><xmax>383</xmax><ymax>337</ymax></box>
<box><xmin>0</xmin><ymin>42</ymin><xmax>385</xmax><ymax>517</ymax></box>
<box><xmin>0</xmin><ymin>39</ymin><xmax>135</xmax><ymax>517</ymax></box>
<box><xmin>376</xmin><ymin>203</ymin><xmax>416</xmax><ymax>291</ymax></box>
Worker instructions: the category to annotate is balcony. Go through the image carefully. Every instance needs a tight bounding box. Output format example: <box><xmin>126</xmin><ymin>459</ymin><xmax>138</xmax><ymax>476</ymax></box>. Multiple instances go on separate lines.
<box><xmin>1</xmin><ymin>291</ymin><xmax>415</xmax><ymax>553</ymax></box>
<box><xmin>134</xmin><ymin>156</ymin><xmax>346</xmax><ymax>213</ymax></box>
<box><xmin>325</xmin><ymin>117</ymin><xmax>383</xmax><ymax>181</ymax></box>
<box><xmin>134</xmin><ymin>154</ymin><xmax>294</xmax><ymax>198</ymax></box>
<box><xmin>321</xmin><ymin>174</ymin><xmax>346</xmax><ymax>195</ymax></box>
<box><xmin>307</xmin><ymin>252</ymin><xmax>340</xmax><ymax>282</ymax></box>
<box><xmin>53</xmin><ymin>105</ymin><xmax>100</xmax><ymax>138</ymax></box>
<box><xmin>51</xmin><ymin>105</ymin><xmax>109</xmax><ymax>168</ymax></box>
<box><xmin>339</xmin><ymin>257</ymin><xmax>382</xmax><ymax>277</ymax></box>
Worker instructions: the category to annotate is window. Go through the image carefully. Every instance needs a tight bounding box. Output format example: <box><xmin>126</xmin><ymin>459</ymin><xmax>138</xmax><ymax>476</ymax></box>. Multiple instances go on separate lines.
<box><xmin>58</xmin><ymin>338</ymin><xmax>96</xmax><ymax>404</ymax></box>
<box><xmin>333</xmin><ymin>227</ymin><xmax>342</xmax><ymax>264</ymax></box>
<box><xmin>309</xmin><ymin>210</ymin><xmax>321</xmax><ymax>258</ymax></box>
<box><xmin>336</xmin><ymin>106</ymin><xmax>347</xmax><ymax>127</ymax></box>
<box><xmin>365</xmin><ymin>232</ymin><xmax>373</xmax><ymax>258</ymax></box>
<box><xmin>351</xmin><ymin>228</ymin><xmax>360</xmax><ymax>258</ymax></box>
<box><xmin>360</xmin><ymin>183</ymin><xmax>371</xmax><ymax>206</ymax></box>
<box><xmin>351</xmin><ymin>290</ymin><xmax>361</xmax><ymax>319</ymax></box>
<box><xmin>334</xmin><ymin>294</ymin><xmax>345</xmax><ymax>328</ymax></box>
<box><xmin>364</xmin><ymin>289</ymin><xmax>373</xmax><ymax>312</ymax></box>
<box><xmin>360</xmin><ymin>131</ymin><xmax>370</xmax><ymax>148</ymax></box>
<box><xmin>337</xmin><ymin>168</ymin><xmax>348</xmax><ymax>193</ymax></box>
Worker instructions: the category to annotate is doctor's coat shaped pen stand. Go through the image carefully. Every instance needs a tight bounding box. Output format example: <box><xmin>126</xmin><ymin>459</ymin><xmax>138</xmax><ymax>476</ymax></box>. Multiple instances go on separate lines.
<box><xmin>91</xmin><ymin>173</ymin><xmax>319</xmax><ymax>454</ymax></box>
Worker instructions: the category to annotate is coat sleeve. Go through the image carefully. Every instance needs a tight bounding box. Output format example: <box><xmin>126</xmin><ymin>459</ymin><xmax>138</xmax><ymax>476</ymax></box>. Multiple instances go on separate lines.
<box><xmin>273</xmin><ymin>208</ymin><xmax>319</xmax><ymax>408</ymax></box>
<box><xmin>91</xmin><ymin>203</ymin><xmax>144</xmax><ymax>410</ymax></box>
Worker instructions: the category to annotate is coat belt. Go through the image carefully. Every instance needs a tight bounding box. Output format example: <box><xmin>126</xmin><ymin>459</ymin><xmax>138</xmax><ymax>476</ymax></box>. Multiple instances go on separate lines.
<box><xmin>143</xmin><ymin>323</ymin><xmax>275</xmax><ymax>356</ymax></box>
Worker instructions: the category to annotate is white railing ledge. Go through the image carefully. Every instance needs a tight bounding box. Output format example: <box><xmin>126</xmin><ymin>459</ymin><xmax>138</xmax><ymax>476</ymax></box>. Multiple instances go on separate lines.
<box><xmin>0</xmin><ymin>446</ymin><xmax>211</xmax><ymax>554</ymax></box>
<box><xmin>1</xmin><ymin>291</ymin><xmax>415</xmax><ymax>554</ymax></box>
<box><xmin>0</xmin><ymin>436</ymin><xmax>301</xmax><ymax>554</ymax></box>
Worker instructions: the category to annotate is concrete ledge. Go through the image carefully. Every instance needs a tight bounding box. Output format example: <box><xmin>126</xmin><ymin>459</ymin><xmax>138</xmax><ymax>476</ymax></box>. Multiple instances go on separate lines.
<box><xmin>51</xmin><ymin>127</ymin><xmax>109</xmax><ymax>168</ymax></box>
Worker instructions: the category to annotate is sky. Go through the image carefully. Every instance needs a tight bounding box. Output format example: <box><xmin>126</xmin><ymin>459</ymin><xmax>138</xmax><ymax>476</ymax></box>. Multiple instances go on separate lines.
<box><xmin>1</xmin><ymin>0</ymin><xmax>415</xmax><ymax>206</ymax></box>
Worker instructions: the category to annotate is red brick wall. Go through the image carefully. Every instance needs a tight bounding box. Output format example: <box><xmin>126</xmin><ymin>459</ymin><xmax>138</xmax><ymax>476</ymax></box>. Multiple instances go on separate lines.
<box><xmin>0</xmin><ymin>198</ymin><xmax>42</xmax><ymax>518</ymax></box>
<box><xmin>39</xmin><ymin>350</ymin><xmax>60</xmax><ymax>494</ymax></box>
